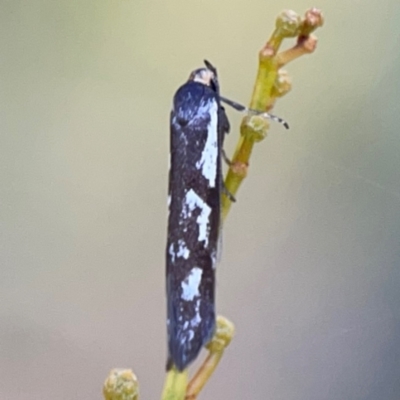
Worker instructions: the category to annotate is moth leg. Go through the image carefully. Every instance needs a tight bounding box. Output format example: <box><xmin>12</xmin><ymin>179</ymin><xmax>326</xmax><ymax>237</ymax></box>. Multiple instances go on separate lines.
<box><xmin>219</xmin><ymin>105</ymin><xmax>230</xmax><ymax>134</ymax></box>
<box><xmin>222</xmin><ymin>149</ymin><xmax>232</xmax><ymax>166</ymax></box>
<box><xmin>222</xmin><ymin>183</ymin><xmax>236</xmax><ymax>202</ymax></box>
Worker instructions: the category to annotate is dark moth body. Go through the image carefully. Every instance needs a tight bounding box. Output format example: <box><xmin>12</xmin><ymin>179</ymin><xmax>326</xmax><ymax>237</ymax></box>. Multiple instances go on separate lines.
<box><xmin>166</xmin><ymin>66</ymin><xmax>229</xmax><ymax>371</ymax></box>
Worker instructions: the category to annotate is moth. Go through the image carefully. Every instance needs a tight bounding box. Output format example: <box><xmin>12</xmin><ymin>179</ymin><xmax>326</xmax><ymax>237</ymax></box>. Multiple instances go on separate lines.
<box><xmin>166</xmin><ymin>60</ymin><xmax>287</xmax><ymax>371</ymax></box>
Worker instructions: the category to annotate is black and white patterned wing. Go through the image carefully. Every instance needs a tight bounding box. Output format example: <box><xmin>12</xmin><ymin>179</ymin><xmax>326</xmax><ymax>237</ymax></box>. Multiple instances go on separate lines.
<box><xmin>166</xmin><ymin>81</ymin><xmax>222</xmax><ymax>371</ymax></box>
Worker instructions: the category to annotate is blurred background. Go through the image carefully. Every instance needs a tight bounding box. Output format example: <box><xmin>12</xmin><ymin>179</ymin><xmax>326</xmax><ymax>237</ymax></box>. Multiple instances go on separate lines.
<box><xmin>1</xmin><ymin>1</ymin><xmax>399</xmax><ymax>399</ymax></box>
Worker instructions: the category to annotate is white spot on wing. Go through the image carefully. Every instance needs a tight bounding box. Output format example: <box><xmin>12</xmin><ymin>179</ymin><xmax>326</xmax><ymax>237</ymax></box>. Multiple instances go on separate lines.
<box><xmin>180</xmin><ymin>298</ymin><xmax>203</xmax><ymax>345</ymax></box>
<box><xmin>169</xmin><ymin>240</ymin><xmax>190</xmax><ymax>262</ymax></box>
<box><xmin>187</xmin><ymin>330</ymin><xmax>194</xmax><ymax>341</ymax></box>
<box><xmin>181</xmin><ymin>299</ymin><xmax>202</xmax><ymax>344</ymax></box>
<box><xmin>182</xmin><ymin>189</ymin><xmax>212</xmax><ymax>245</ymax></box>
<box><xmin>195</xmin><ymin>100</ymin><xmax>219</xmax><ymax>187</ymax></box>
<box><xmin>168</xmin><ymin>244</ymin><xmax>176</xmax><ymax>263</ymax></box>
<box><xmin>191</xmin><ymin>299</ymin><xmax>202</xmax><ymax>326</ymax></box>
<box><xmin>176</xmin><ymin>239</ymin><xmax>190</xmax><ymax>259</ymax></box>
<box><xmin>181</xmin><ymin>267</ymin><xmax>203</xmax><ymax>301</ymax></box>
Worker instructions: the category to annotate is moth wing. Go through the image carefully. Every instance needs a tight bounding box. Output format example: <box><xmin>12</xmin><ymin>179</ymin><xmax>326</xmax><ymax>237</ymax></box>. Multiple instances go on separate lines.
<box><xmin>166</xmin><ymin>82</ymin><xmax>221</xmax><ymax>370</ymax></box>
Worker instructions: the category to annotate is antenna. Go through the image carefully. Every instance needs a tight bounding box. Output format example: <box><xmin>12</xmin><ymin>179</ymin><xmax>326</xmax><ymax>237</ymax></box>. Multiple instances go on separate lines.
<box><xmin>220</xmin><ymin>96</ymin><xmax>289</xmax><ymax>129</ymax></box>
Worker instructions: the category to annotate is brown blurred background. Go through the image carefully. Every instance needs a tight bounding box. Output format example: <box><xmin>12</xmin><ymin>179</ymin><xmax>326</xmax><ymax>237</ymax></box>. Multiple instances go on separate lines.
<box><xmin>1</xmin><ymin>1</ymin><xmax>399</xmax><ymax>399</ymax></box>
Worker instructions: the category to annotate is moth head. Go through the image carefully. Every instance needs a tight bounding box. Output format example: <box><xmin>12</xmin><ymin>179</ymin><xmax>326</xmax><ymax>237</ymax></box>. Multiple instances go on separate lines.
<box><xmin>189</xmin><ymin>68</ymin><xmax>215</xmax><ymax>87</ymax></box>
